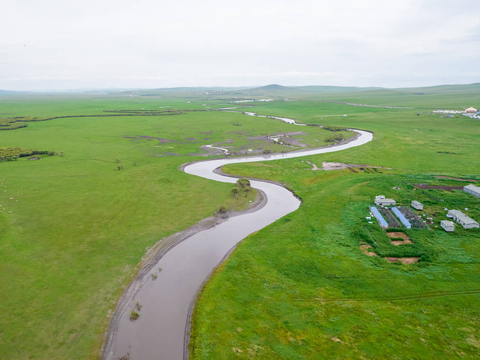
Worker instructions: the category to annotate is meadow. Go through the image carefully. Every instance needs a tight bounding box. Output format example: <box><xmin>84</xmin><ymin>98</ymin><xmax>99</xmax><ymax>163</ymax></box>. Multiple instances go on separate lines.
<box><xmin>190</xmin><ymin>90</ymin><xmax>480</xmax><ymax>359</ymax></box>
<box><xmin>1</xmin><ymin>86</ymin><xmax>479</xmax><ymax>359</ymax></box>
<box><xmin>0</xmin><ymin>93</ymin><xmax>344</xmax><ymax>359</ymax></box>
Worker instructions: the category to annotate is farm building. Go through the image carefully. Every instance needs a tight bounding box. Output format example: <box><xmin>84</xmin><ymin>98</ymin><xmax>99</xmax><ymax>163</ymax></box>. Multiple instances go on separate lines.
<box><xmin>370</xmin><ymin>207</ymin><xmax>388</xmax><ymax>228</ymax></box>
<box><xmin>411</xmin><ymin>201</ymin><xmax>423</xmax><ymax>210</ymax></box>
<box><xmin>464</xmin><ymin>184</ymin><xmax>480</xmax><ymax>198</ymax></box>
<box><xmin>441</xmin><ymin>220</ymin><xmax>455</xmax><ymax>233</ymax></box>
<box><xmin>374</xmin><ymin>195</ymin><xmax>396</xmax><ymax>206</ymax></box>
<box><xmin>465</xmin><ymin>107</ymin><xmax>478</xmax><ymax>114</ymax></box>
<box><xmin>447</xmin><ymin>210</ymin><xmax>479</xmax><ymax>229</ymax></box>
<box><xmin>392</xmin><ymin>207</ymin><xmax>412</xmax><ymax>229</ymax></box>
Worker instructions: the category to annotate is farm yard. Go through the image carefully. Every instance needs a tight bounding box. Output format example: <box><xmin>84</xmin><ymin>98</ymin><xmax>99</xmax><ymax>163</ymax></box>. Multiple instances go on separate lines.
<box><xmin>0</xmin><ymin>85</ymin><xmax>479</xmax><ymax>360</ymax></box>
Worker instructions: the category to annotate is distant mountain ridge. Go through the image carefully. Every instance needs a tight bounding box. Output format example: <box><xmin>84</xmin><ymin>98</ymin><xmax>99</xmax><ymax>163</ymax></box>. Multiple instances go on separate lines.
<box><xmin>0</xmin><ymin>89</ymin><xmax>22</xmax><ymax>94</ymax></box>
<box><xmin>240</xmin><ymin>84</ymin><xmax>384</xmax><ymax>95</ymax></box>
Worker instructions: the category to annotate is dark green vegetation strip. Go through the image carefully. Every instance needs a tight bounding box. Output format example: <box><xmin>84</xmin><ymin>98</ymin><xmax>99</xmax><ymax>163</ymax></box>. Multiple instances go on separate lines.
<box><xmin>190</xmin><ymin>96</ymin><xmax>480</xmax><ymax>359</ymax></box>
<box><xmin>0</xmin><ymin>147</ymin><xmax>56</xmax><ymax>161</ymax></box>
<box><xmin>0</xmin><ymin>109</ymin><xmax>186</xmax><ymax>130</ymax></box>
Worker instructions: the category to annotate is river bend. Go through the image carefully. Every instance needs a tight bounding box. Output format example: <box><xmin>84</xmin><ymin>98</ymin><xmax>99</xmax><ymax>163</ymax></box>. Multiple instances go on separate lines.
<box><xmin>104</xmin><ymin>129</ymin><xmax>373</xmax><ymax>360</ymax></box>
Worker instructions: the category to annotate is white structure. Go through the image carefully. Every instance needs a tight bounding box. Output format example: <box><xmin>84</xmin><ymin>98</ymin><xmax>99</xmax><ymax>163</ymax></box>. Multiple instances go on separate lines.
<box><xmin>447</xmin><ymin>210</ymin><xmax>479</xmax><ymax>229</ymax></box>
<box><xmin>411</xmin><ymin>200</ymin><xmax>423</xmax><ymax>210</ymax></box>
<box><xmin>432</xmin><ymin>109</ymin><xmax>463</xmax><ymax>114</ymax></box>
<box><xmin>441</xmin><ymin>220</ymin><xmax>455</xmax><ymax>232</ymax></box>
<box><xmin>374</xmin><ymin>195</ymin><xmax>396</xmax><ymax>206</ymax></box>
<box><xmin>465</xmin><ymin>107</ymin><xmax>478</xmax><ymax>114</ymax></box>
<box><xmin>464</xmin><ymin>184</ymin><xmax>480</xmax><ymax>198</ymax></box>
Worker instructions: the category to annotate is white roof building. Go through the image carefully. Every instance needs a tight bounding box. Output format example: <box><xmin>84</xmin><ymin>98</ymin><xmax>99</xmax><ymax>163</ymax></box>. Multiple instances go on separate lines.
<box><xmin>374</xmin><ymin>195</ymin><xmax>396</xmax><ymax>206</ymax></box>
<box><xmin>411</xmin><ymin>201</ymin><xmax>423</xmax><ymax>210</ymax></box>
<box><xmin>465</xmin><ymin>107</ymin><xmax>478</xmax><ymax>114</ymax></box>
<box><xmin>441</xmin><ymin>220</ymin><xmax>455</xmax><ymax>232</ymax></box>
<box><xmin>464</xmin><ymin>184</ymin><xmax>480</xmax><ymax>198</ymax></box>
<box><xmin>447</xmin><ymin>210</ymin><xmax>479</xmax><ymax>229</ymax></box>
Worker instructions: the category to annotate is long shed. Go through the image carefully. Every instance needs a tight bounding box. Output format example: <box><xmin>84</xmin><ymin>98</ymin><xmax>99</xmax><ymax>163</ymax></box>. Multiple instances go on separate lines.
<box><xmin>464</xmin><ymin>184</ymin><xmax>480</xmax><ymax>198</ymax></box>
<box><xmin>392</xmin><ymin>207</ymin><xmax>412</xmax><ymax>229</ymax></box>
<box><xmin>447</xmin><ymin>210</ymin><xmax>479</xmax><ymax>229</ymax></box>
<box><xmin>370</xmin><ymin>207</ymin><xmax>388</xmax><ymax>228</ymax></box>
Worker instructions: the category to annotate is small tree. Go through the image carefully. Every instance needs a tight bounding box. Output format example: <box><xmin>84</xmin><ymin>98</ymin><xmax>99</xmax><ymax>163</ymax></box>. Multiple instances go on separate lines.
<box><xmin>236</xmin><ymin>178</ymin><xmax>251</xmax><ymax>189</ymax></box>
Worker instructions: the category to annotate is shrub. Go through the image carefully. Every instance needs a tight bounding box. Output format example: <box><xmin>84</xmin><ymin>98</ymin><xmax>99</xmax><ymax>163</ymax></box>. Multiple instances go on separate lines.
<box><xmin>236</xmin><ymin>178</ymin><xmax>251</xmax><ymax>189</ymax></box>
<box><xmin>218</xmin><ymin>205</ymin><xmax>227</xmax><ymax>214</ymax></box>
<box><xmin>325</xmin><ymin>134</ymin><xmax>344</xmax><ymax>143</ymax></box>
<box><xmin>130</xmin><ymin>310</ymin><xmax>139</xmax><ymax>321</ymax></box>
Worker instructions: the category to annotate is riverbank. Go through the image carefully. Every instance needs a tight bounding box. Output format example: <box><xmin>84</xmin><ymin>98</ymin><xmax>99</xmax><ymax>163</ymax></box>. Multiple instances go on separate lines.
<box><xmin>102</xmin><ymin>188</ymin><xmax>266</xmax><ymax>359</ymax></box>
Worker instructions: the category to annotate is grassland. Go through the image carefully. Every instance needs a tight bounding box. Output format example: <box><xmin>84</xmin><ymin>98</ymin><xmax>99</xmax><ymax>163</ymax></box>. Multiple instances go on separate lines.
<box><xmin>0</xmin><ymin>94</ymin><xmax>349</xmax><ymax>359</ymax></box>
<box><xmin>190</xmin><ymin>92</ymin><xmax>480</xmax><ymax>359</ymax></box>
<box><xmin>1</xmin><ymin>86</ymin><xmax>479</xmax><ymax>359</ymax></box>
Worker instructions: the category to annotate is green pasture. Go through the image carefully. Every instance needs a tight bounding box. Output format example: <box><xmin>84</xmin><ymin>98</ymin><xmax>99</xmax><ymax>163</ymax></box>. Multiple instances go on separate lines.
<box><xmin>0</xmin><ymin>85</ymin><xmax>479</xmax><ymax>359</ymax></box>
<box><xmin>0</xmin><ymin>96</ymin><xmax>347</xmax><ymax>359</ymax></box>
<box><xmin>190</xmin><ymin>96</ymin><xmax>480</xmax><ymax>359</ymax></box>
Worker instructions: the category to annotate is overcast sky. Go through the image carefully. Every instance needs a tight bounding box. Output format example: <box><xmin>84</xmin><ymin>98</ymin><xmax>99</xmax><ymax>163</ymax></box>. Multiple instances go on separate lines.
<box><xmin>1</xmin><ymin>0</ymin><xmax>480</xmax><ymax>90</ymax></box>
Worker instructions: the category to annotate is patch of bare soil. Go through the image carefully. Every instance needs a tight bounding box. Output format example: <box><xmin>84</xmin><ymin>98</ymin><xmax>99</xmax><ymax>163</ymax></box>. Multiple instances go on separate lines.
<box><xmin>360</xmin><ymin>245</ymin><xmax>379</xmax><ymax>257</ymax></box>
<box><xmin>390</xmin><ymin>240</ymin><xmax>413</xmax><ymax>246</ymax></box>
<box><xmin>155</xmin><ymin>152</ymin><xmax>182</xmax><ymax>157</ymax></box>
<box><xmin>124</xmin><ymin>135</ymin><xmax>174</xmax><ymax>144</ymax></box>
<box><xmin>188</xmin><ymin>145</ymin><xmax>226</xmax><ymax>157</ymax></box>
<box><xmin>390</xmin><ymin>240</ymin><xmax>414</xmax><ymax>246</ymax></box>
<box><xmin>317</xmin><ymin>162</ymin><xmax>388</xmax><ymax>171</ymax></box>
<box><xmin>436</xmin><ymin>176</ymin><xmax>478</xmax><ymax>182</ymax></box>
<box><xmin>386</xmin><ymin>232</ymin><xmax>413</xmax><ymax>246</ymax></box>
<box><xmin>288</xmin><ymin>138</ymin><xmax>307</xmax><ymax>148</ymax></box>
<box><xmin>385</xmin><ymin>257</ymin><xmax>419</xmax><ymax>264</ymax></box>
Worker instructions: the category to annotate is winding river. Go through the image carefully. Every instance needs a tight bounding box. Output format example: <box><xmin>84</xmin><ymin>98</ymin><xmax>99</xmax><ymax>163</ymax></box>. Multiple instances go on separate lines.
<box><xmin>103</xmin><ymin>125</ymin><xmax>373</xmax><ymax>360</ymax></box>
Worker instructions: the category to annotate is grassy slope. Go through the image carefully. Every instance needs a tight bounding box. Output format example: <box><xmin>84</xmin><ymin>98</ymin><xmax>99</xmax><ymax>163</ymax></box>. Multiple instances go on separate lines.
<box><xmin>190</xmin><ymin>97</ymin><xmax>480</xmax><ymax>359</ymax></box>
<box><xmin>307</xmin><ymin>85</ymin><xmax>480</xmax><ymax>109</ymax></box>
<box><xmin>0</xmin><ymin>96</ymin><xmax>345</xmax><ymax>359</ymax></box>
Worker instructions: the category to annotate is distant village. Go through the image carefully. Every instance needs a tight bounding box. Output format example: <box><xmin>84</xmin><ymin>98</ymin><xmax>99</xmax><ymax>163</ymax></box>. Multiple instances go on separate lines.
<box><xmin>432</xmin><ymin>106</ymin><xmax>479</xmax><ymax>119</ymax></box>
<box><xmin>230</xmin><ymin>99</ymin><xmax>274</xmax><ymax>103</ymax></box>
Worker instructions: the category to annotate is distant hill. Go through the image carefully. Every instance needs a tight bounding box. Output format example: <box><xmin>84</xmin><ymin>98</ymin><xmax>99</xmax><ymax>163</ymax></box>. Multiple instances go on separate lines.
<box><xmin>0</xmin><ymin>89</ymin><xmax>20</xmax><ymax>95</ymax></box>
<box><xmin>240</xmin><ymin>84</ymin><xmax>384</xmax><ymax>96</ymax></box>
<box><xmin>295</xmin><ymin>85</ymin><xmax>383</xmax><ymax>93</ymax></box>
<box><xmin>114</xmin><ymin>86</ymin><xmax>250</xmax><ymax>97</ymax></box>
<box><xmin>243</xmin><ymin>84</ymin><xmax>299</xmax><ymax>93</ymax></box>
<box><xmin>150</xmin><ymin>86</ymin><xmax>247</xmax><ymax>92</ymax></box>
<box><xmin>396</xmin><ymin>83</ymin><xmax>480</xmax><ymax>94</ymax></box>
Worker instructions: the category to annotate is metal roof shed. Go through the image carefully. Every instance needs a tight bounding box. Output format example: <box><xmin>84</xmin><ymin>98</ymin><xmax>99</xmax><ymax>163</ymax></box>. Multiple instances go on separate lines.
<box><xmin>370</xmin><ymin>207</ymin><xmax>388</xmax><ymax>228</ymax></box>
<box><xmin>464</xmin><ymin>184</ymin><xmax>480</xmax><ymax>198</ymax></box>
<box><xmin>441</xmin><ymin>220</ymin><xmax>455</xmax><ymax>232</ymax></box>
<box><xmin>392</xmin><ymin>207</ymin><xmax>412</xmax><ymax>229</ymax></box>
<box><xmin>448</xmin><ymin>210</ymin><xmax>479</xmax><ymax>229</ymax></box>
<box><xmin>411</xmin><ymin>201</ymin><xmax>423</xmax><ymax>210</ymax></box>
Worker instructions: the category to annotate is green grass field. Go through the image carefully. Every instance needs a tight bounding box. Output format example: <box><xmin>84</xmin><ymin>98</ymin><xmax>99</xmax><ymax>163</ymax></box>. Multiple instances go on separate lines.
<box><xmin>1</xmin><ymin>86</ymin><xmax>479</xmax><ymax>359</ymax></box>
<box><xmin>189</xmin><ymin>91</ymin><xmax>480</xmax><ymax>359</ymax></box>
<box><xmin>0</xmin><ymin>94</ymin><xmax>352</xmax><ymax>359</ymax></box>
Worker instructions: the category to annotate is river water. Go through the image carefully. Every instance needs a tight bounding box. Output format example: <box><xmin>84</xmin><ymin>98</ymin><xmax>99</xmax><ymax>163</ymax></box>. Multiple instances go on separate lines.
<box><xmin>105</xmin><ymin>130</ymin><xmax>373</xmax><ymax>360</ymax></box>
